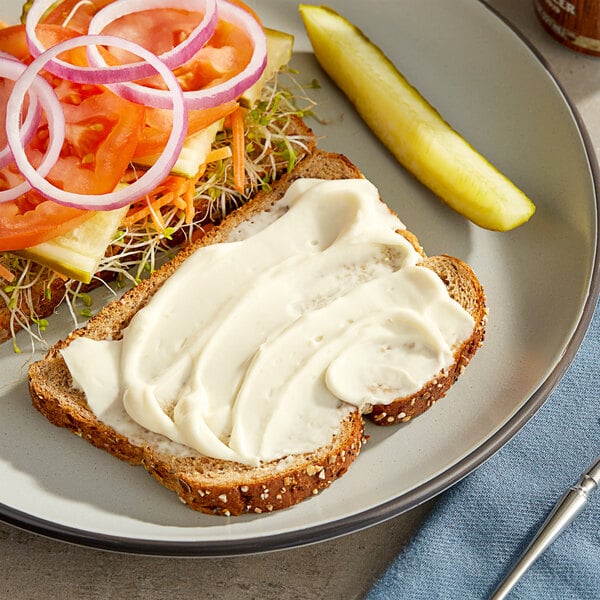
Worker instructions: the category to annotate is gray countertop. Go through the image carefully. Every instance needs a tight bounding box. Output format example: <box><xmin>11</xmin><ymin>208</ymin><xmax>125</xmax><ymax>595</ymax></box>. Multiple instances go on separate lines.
<box><xmin>2</xmin><ymin>1</ymin><xmax>599</xmax><ymax>598</ymax></box>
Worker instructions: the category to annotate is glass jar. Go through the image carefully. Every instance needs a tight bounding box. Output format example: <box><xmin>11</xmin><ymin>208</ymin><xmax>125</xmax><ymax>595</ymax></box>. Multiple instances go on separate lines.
<box><xmin>533</xmin><ymin>0</ymin><xmax>600</xmax><ymax>56</ymax></box>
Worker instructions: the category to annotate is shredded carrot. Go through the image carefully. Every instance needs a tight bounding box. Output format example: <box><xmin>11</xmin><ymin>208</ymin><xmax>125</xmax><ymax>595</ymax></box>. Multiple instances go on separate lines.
<box><xmin>173</xmin><ymin>195</ymin><xmax>187</xmax><ymax>211</ymax></box>
<box><xmin>183</xmin><ymin>190</ymin><xmax>195</xmax><ymax>224</ymax></box>
<box><xmin>146</xmin><ymin>194</ymin><xmax>167</xmax><ymax>231</ymax></box>
<box><xmin>0</xmin><ymin>259</ymin><xmax>15</xmax><ymax>283</ymax></box>
<box><xmin>205</xmin><ymin>146</ymin><xmax>232</xmax><ymax>163</ymax></box>
<box><xmin>230</xmin><ymin>106</ymin><xmax>246</xmax><ymax>194</ymax></box>
<box><xmin>123</xmin><ymin>139</ymin><xmax>238</xmax><ymax>231</ymax></box>
<box><xmin>123</xmin><ymin>166</ymin><xmax>210</xmax><ymax>230</ymax></box>
<box><xmin>123</xmin><ymin>191</ymin><xmax>174</xmax><ymax>229</ymax></box>
<box><xmin>182</xmin><ymin>164</ymin><xmax>207</xmax><ymax>224</ymax></box>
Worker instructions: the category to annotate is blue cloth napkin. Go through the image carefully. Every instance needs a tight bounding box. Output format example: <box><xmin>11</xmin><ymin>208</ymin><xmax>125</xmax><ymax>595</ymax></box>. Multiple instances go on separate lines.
<box><xmin>367</xmin><ymin>296</ymin><xmax>600</xmax><ymax>600</ymax></box>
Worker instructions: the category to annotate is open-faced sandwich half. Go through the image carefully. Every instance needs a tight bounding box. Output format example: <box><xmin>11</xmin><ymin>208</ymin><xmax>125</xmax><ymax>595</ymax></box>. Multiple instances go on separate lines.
<box><xmin>29</xmin><ymin>149</ymin><xmax>486</xmax><ymax>516</ymax></box>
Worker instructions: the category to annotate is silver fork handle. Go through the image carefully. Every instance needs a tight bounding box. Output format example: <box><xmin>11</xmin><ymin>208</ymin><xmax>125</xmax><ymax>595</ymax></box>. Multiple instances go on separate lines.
<box><xmin>489</xmin><ymin>456</ymin><xmax>600</xmax><ymax>600</ymax></box>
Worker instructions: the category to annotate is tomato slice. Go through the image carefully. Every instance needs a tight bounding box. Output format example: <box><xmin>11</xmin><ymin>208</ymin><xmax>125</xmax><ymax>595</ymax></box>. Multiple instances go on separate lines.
<box><xmin>0</xmin><ymin>193</ymin><xmax>93</xmax><ymax>252</ymax></box>
<box><xmin>134</xmin><ymin>101</ymin><xmax>238</xmax><ymax>158</ymax></box>
<box><xmin>100</xmin><ymin>6</ymin><xmax>255</xmax><ymax>154</ymax></box>
<box><xmin>41</xmin><ymin>87</ymin><xmax>145</xmax><ymax>195</ymax></box>
<box><xmin>0</xmin><ymin>24</ymin><xmax>30</xmax><ymax>60</ymax></box>
<box><xmin>39</xmin><ymin>0</ymin><xmax>114</xmax><ymax>33</ymax></box>
<box><xmin>0</xmin><ymin>24</ymin><xmax>91</xmax><ymax>252</ymax></box>
<box><xmin>0</xmin><ymin>0</ymin><xmax>264</xmax><ymax>251</ymax></box>
<box><xmin>39</xmin><ymin>0</ymin><xmax>261</xmax><ymax>32</ymax></box>
<box><xmin>1</xmin><ymin>24</ymin><xmax>145</xmax><ymax>193</ymax></box>
<box><xmin>0</xmin><ymin>24</ymin><xmax>146</xmax><ymax>250</ymax></box>
<box><xmin>101</xmin><ymin>9</ymin><xmax>254</xmax><ymax>92</ymax></box>
<box><xmin>37</xmin><ymin>2</ymin><xmax>260</xmax><ymax>157</ymax></box>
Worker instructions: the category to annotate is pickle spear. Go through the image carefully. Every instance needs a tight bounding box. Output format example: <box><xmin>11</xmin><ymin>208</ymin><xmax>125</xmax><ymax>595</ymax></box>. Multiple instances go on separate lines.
<box><xmin>299</xmin><ymin>4</ymin><xmax>536</xmax><ymax>231</ymax></box>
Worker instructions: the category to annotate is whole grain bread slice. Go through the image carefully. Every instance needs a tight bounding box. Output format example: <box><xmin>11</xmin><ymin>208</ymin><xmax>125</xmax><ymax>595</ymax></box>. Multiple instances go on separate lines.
<box><xmin>27</xmin><ymin>149</ymin><xmax>366</xmax><ymax>516</ymax></box>
<box><xmin>27</xmin><ymin>149</ymin><xmax>486</xmax><ymax>515</ymax></box>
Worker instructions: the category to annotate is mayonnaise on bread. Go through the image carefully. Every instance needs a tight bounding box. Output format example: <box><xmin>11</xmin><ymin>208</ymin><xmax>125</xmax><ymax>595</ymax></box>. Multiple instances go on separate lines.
<box><xmin>61</xmin><ymin>178</ymin><xmax>474</xmax><ymax>466</ymax></box>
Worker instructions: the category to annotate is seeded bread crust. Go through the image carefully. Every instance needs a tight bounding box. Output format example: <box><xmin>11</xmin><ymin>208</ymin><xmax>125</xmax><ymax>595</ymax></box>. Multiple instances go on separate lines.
<box><xmin>28</xmin><ymin>360</ymin><xmax>364</xmax><ymax>516</ymax></box>
<box><xmin>27</xmin><ymin>149</ymin><xmax>486</xmax><ymax>515</ymax></box>
<box><xmin>365</xmin><ymin>255</ymin><xmax>487</xmax><ymax>426</ymax></box>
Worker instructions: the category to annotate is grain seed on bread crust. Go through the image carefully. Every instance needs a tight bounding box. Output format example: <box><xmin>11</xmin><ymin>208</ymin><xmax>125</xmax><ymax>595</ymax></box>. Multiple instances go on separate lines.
<box><xmin>28</xmin><ymin>353</ymin><xmax>364</xmax><ymax>516</ymax></box>
<box><xmin>365</xmin><ymin>255</ymin><xmax>487</xmax><ymax>426</ymax></box>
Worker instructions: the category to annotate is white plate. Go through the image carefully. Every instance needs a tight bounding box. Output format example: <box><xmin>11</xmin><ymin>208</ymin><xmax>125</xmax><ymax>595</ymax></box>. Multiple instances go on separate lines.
<box><xmin>0</xmin><ymin>0</ymin><xmax>598</xmax><ymax>555</ymax></box>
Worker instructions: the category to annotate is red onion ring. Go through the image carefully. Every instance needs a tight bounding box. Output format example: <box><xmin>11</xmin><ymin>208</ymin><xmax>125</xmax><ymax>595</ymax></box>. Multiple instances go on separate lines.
<box><xmin>6</xmin><ymin>35</ymin><xmax>187</xmax><ymax>211</ymax></box>
<box><xmin>0</xmin><ymin>51</ymin><xmax>21</xmax><ymax>61</ymax></box>
<box><xmin>94</xmin><ymin>0</ymin><xmax>267</xmax><ymax>109</ymax></box>
<box><xmin>26</xmin><ymin>0</ymin><xmax>218</xmax><ymax>85</ymax></box>
<box><xmin>0</xmin><ymin>57</ymin><xmax>64</xmax><ymax>204</ymax></box>
<box><xmin>86</xmin><ymin>0</ymin><xmax>218</xmax><ymax>79</ymax></box>
<box><xmin>25</xmin><ymin>0</ymin><xmax>266</xmax><ymax>108</ymax></box>
<box><xmin>26</xmin><ymin>0</ymin><xmax>72</xmax><ymax>58</ymax></box>
<box><xmin>0</xmin><ymin>57</ymin><xmax>43</xmax><ymax>170</ymax></box>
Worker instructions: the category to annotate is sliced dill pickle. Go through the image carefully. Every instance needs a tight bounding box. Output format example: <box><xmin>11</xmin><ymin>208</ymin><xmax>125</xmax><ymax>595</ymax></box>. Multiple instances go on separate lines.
<box><xmin>299</xmin><ymin>4</ymin><xmax>536</xmax><ymax>231</ymax></box>
<box><xmin>17</xmin><ymin>206</ymin><xmax>128</xmax><ymax>284</ymax></box>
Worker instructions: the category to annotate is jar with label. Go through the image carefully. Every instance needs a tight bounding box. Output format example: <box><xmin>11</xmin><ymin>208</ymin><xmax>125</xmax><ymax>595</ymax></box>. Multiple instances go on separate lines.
<box><xmin>533</xmin><ymin>0</ymin><xmax>600</xmax><ymax>56</ymax></box>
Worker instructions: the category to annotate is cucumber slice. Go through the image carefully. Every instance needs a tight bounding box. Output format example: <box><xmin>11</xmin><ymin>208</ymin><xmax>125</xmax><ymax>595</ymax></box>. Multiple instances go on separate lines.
<box><xmin>134</xmin><ymin>119</ymin><xmax>223</xmax><ymax>178</ymax></box>
<box><xmin>17</xmin><ymin>206</ymin><xmax>128</xmax><ymax>284</ymax></box>
<box><xmin>240</xmin><ymin>28</ymin><xmax>294</xmax><ymax>108</ymax></box>
<box><xmin>299</xmin><ymin>5</ymin><xmax>535</xmax><ymax>231</ymax></box>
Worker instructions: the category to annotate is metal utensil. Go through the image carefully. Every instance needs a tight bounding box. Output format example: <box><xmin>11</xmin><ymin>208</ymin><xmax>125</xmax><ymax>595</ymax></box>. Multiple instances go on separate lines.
<box><xmin>489</xmin><ymin>455</ymin><xmax>600</xmax><ymax>600</ymax></box>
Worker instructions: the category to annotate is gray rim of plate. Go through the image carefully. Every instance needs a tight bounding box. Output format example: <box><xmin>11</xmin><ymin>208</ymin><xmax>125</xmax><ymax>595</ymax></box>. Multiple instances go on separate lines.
<box><xmin>1</xmin><ymin>0</ymin><xmax>599</xmax><ymax>556</ymax></box>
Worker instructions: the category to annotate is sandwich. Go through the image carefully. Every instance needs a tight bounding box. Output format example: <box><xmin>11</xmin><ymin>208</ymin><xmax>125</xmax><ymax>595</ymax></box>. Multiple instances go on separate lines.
<box><xmin>28</xmin><ymin>149</ymin><xmax>487</xmax><ymax>516</ymax></box>
<box><xmin>0</xmin><ymin>0</ymin><xmax>315</xmax><ymax>351</ymax></box>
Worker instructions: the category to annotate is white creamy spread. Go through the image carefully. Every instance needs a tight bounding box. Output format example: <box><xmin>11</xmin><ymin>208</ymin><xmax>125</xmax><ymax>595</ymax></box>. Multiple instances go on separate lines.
<box><xmin>61</xmin><ymin>178</ymin><xmax>475</xmax><ymax>466</ymax></box>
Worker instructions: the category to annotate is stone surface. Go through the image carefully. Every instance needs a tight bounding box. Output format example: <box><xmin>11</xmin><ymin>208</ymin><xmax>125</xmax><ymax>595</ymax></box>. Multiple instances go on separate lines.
<box><xmin>0</xmin><ymin>505</ymin><xmax>432</xmax><ymax>600</ymax></box>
